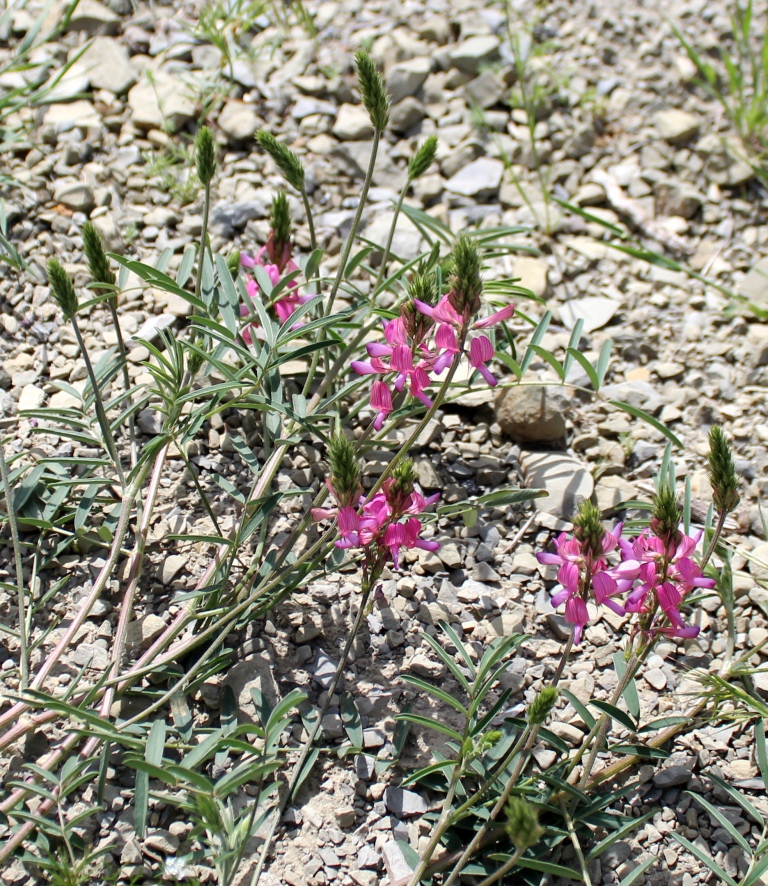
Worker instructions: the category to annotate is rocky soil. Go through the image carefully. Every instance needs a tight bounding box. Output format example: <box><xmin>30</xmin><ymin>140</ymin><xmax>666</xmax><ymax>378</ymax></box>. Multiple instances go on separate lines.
<box><xmin>2</xmin><ymin>0</ymin><xmax>768</xmax><ymax>884</ymax></box>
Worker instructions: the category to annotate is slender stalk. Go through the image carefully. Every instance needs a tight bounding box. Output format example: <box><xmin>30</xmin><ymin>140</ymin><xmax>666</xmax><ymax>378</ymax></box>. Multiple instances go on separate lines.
<box><xmin>373</xmin><ymin>178</ymin><xmax>409</xmax><ymax>294</ymax></box>
<box><xmin>301</xmin><ymin>189</ymin><xmax>317</xmax><ymax>254</ymax></box>
<box><xmin>701</xmin><ymin>508</ymin><xmax>727</xmax><ymax>569</ymax></box>
<box><xmin>71</xmin><ymin>318</ymin><xmax>125</xmax><ymax>487</ymax></box>
<box><xmin>106</xmin><ymin>297</ymin><xmax>137</xmax><ymax>468</ymax></box>
<box><xmin>559</xmin><ymin>795</ymin><xmax>592</xmax><ymax>886</ymax></box>
<box><xmin>250</xmin><ymin>583</ymin><xmax>374</xmax><ymax>886</ymax></box>
<box><xmin>0</xmin><ymin>439</ymin><xmax>27</xmax><ymax>688</ymax></box>
<box><xmin>195</xmin><ymin>180</ymin><xmax>212</xmax><ymax>306</ymax></box>
<box><xmin>443</xmin><ymin>634</ymin><xmax>574</xmax><ymax>886</ymax></box>
<box><xmin>324</xmin><ymin>128</ymin><xmax>382</xmax><ymax>320</ymax></box>
<box><xmin>476</xmin><ymin>845</ymin><xmax>524</xmax><ymax>886</ymax></box>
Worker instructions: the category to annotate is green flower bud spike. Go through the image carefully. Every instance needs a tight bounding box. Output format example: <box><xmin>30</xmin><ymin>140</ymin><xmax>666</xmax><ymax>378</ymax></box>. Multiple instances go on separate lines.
<box><xmin>256</xmin><ymin>131</ymin><xmax>305</xmax><ymax>192</ymax></box>
<box><xmin>226</xmin><ymin>248</ymin><xmax>241</xmax><ymax>276</ymax></box>
<box><xmin>573</xmin><ymin>500</ymin><xmax>605</xmax><ymax>561</ymax></box>
<box><xmin>355</xmin><ymin>48</ymin><xmax>389</xmax><ymax>131</ymax></box>
<box><xmin>401</xmin><ymin>270</ymin><xmax>439</xmax><ymax>343</ymax></box>
<box><xmin>707</xmin><ymin>425</ymin><xmax>740</xmax><ymax>514</ymax></box>
<box><xmin>449</xmin><ymin>234</ymin><xmax>483</xmax><ymax>320</ymax></box>
<box><xmin>408</xmin><ymin>134</ymin><xmax>438</xmax><ymax>181</ymax></box>
<box><xmin>328</xmin><ymin>435</ymin><xmax>362</xmax><ymax>508</ymax></box>
<box><xmin>81</xmin><ymin>222</ymin><xmax>115</xmax><ymax>298</ymax></box>
<box><xmin>270</xmin><ymin>192</ymin><xmax>292</xmax><ymax>254</ymax></box>
<box><xmin>505</xmin><ymin>797</ymin><xmax>544</xmax><ymax>850</ymax></box>
<box><xmin>47</xmin><ymin>259</ymin><xmax>78</xmax><ymax>321</ymax></box>
<box><xmin>650</xmin><ymin>485</ymin><xmax>682</xmax><ymax>548</ymax></box>
<box><xmin>527</xmin><ymin>686</ymin><xmax>558</xmax><ymax>725</ymax></box>
<box><xmin>195</xmin><ymin>125</ymin><xmax>216</xmax><ymax>187</ymax></box>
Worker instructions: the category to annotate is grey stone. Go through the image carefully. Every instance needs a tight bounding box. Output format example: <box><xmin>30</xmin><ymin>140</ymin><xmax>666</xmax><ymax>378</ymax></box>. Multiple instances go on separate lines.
<box><xmin>386</xmin><ymin>58</ymin><xmax>431</xmax><ymax>103</ymax></box>
<box><xmin>53</xmin><ymin>181</ymin><xmax>94</xmax><ymax>212</ymax></box>
<box><xmin>409</xmin><ymin>653</ymin><xmax>446</xmax><ymax>679</ymax></box>
<box><xmin>602</xmin><ymin>841</ymin><xmax>632</xmax><ymax>868</ymax></box>
<box><xmin>520</xmin><ymin>450</ymin><xmax>594</xmax><ymax>521</ymax></box>
<box><xmin>496</xmin><ymin>385</ymin><xmax>567</xmax><ymax>443</ymax></box>
<box><xmin>653</xmin><ymin>109</ymin><xmax>700</xmax><ymax>143</ymax></box>
<box><xmin>449</xmin><ymin>36</ymin><xmax>501</xmax><ymax>73</ymax></box>
<box><xmin>137</xmin><ymin>408</ymin><xmax>163</xmax><ymax>435</ymax></box>
<box><xmin>382</xmin><ymin>839</ymin><xmax>413</xmax><ymax>881</ymax></box>
<box><xmin>740</xmin><ymin>257</ymin><xmax>768</xmax><ymax>304</ymax></box>
<box><xmin>226</xmin><ymin>652</ymin><xmax>280</xmax><ymax>720</ymax></box>
<box><xmin>653</xmin><ymin>765</ymin><xmax>693</xmax><ymax>788</ymax></box>
<box><xmin>312</xmin><ymin>650</ymin><xmax>338</xmax><ymax>689</ymax></box>
<box><xmin>18</xmin><ymin>384</ymin><xmax>45</xmax><ymax>410</ymax></box>
<box><xmin>465</xmin><ymin>69</ymin><xmax>505</xmax><ymax>108</ymax></box>
<box><xmin>81</xmin><ymin>37</ymin><xmax>137</xmax><ymax>94</ymax></box>
<box><xmin>389</xmin><ymin>97</ymin><xmax>425</xmax><ymax>134</ymax></box>
<box><xmin>655</xmin><ymin>180</ymin><xmax>704</xmax><ymax>219</ymax></box>
<box><xmin>144</xmin><ymin>829</ymin><xmax>179</xmax><ymax>854</ymax></box>
<box><xmin>358</xmin><ymin>845</ymin><xmax>381</xmax><ymax>869</ymax></box>
<box><xmin>218</xmin><ymin>100</ymin><xmax>261</xmax><ymax>141</ymax></box>
<box><xmin>559</xmin><ymin>296</ymin><xmax>619</xmax><ymax>333</ymax></box>
<box><xmin>445</xmin><ymin>157</ymin><xmax>504</xmax><ymax>199</ymax></box>
<box><xmin>332</xmin><ymin>103</ymin><xmax>373</xmax><ymax>140</ymax></box>
<box><xmin>362</xmin><ymin>210</ymin><xmax>423</xmax><ymax>263</ymax></box>
<box><xmin>161</xmin><ymin>554</ymin><xmax>186</xmax><ymax>584</ymax></box>
<box><xmin>332</xmin><ymin>141</ymin><xmax>408</xmax><ymax>190</ymax></box>
<box><xmin>211</xmin><ymin>199</ymin><xmax>269</xmax><ymax>236</ymax></box>
<box><xmin>126</xmin><ymin>614</ymin><xmax>166</xmax><ymax>648</ymax></box>
<box><xmin>384</xmin><ymin>787</ymin><xmax>428</xmax><ymax>818</ymax></box>
<box><xmin>71</xmin><ymin>642</ymin><xmax>110</xmax><ymax>670</ymax></box>
<box><xmin>601</xmin><ymin>381</ymin><xmax>665</xmax><ymax>415</ymax></box>
<box><xmin>128</xmin><ymin>73</ymin><xmax>197</xmax><ymax>132</ymax></box>
<box><xmin>65</xmin><ymin>0</ymin><xmax>119</xmax><ymax>35</ymax></box>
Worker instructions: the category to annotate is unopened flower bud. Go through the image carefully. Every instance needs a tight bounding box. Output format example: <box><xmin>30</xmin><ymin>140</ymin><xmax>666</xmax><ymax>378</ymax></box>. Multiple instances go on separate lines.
<box><xmin>707</xmin><ymin>425</ymin><xmax>740</xmax><ymax>514</ymax></box>
<box><xmin>448</xmin><ymin>234</ymin><xmax>482</xmax><ymax>320</ymax></box>
<box><xmin>195</xmin><ymin>125</ymin><xmax>216</xmax><ymax>187</ymax></box>
<box><xmin>81</xmin><ymin>222</ymin><xmax>115</xmax><ymax>298</ymax></box>
<box><xmin>401</xmin><ymin>271</ymin><xmax>438</xmax><ymax>341</ymax></box>
<box><xmin>573</xmin><ymin>500</ymin><xmax>605</xmax><ymax>560</ymax></box>
<box><xmin>527</xmin><ymin>686</ymin><xmax>558</xmax><ymax>724</ymax></box>
<box><xmin>257</xmin><ymin>131</ymin><xmax>305</xmax><ymax>192</ymax></box>
<box><xmin>650</xmin><ymin>485</ymin><xmax>682</xmax><ymax>548</ymax></box>
<box><xmin>355</xmin><ymin>49</ymin><xmax>389</xmax><ymax>131</ymax></box>
<box><xmin>47</xmin><ymin>259</ymin><xmax>78</xmax><ymax>321</ymax></box>
<box><xmin>267</xmin><ymin>192</ymin><xmax>293</xmax><ymax>269</ymax></box>
<box><xmin>505</xmin><ymin>797</ymin><xmax>543</xmax><ymax>850</ymax></box>
<box><xmin>408</xmin><ymin>134</ymin><xmax>438</xmax><ymax>181</ymax></box>
<box><xmin>389</xmin><ymin>459</ymin><xmax>416</xmax><ymax>503</ymax></box>
<box><xmin>328</xmin><ymin>435</ymin><xmax>362</xmax><ymax>507</ymax></box>
<box><xmin>226</xmin><ymin>248</ymin><xmax>241</xmax><ymax>275</ymax></box>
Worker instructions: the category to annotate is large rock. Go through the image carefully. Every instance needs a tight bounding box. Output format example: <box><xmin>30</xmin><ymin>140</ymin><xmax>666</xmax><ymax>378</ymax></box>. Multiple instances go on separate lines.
<box><xmin>128</xmin><ymin>73</ymin><xmax>197</xmax><ymax>132</ymax></box>
<box><xmin>43</xmin><ymin>100</ymin><xmax>101</xmax><ymax>132</ymax></box>
<box><xmin>218</xmin><ymin>100</ymin><xmax>261</xmax><ymax>141</ymax></box>
<box><xmin>226</xmin><ymin>653</ymin><xmax>280</xmax><ymax>722</ymax></box>
<box><xmin>332</xmin><ymin>103</ymin><xmax>373</xmax><ymax>140</ymax></box>
<box><xmin>654</xmin><ymin>180</ymin><xmax>703</xmax><ymax>219</ymax></box>
<box><xmin>445</xmin><ymin>157</ymin><xmax>504</xmax><ymax>200</ymax></box>
<box><xmin>389</xmin><ymin>97</ymin><xmax>425</xmax><ymax>134</ymax></box>
<box><xmin>513</xmin><ymin>256</ymin><xmax>549</xmax><ymax>298</ymax></box>
<box><xmin>495</xmin><ymin>385</ymin><xmax>567</xmax><ymax>443</ymax></box>
<box><xmin>53</xmin><ymin>180</ymin><xmax>95</xmax><ymax>212</ymax></box>
<box><xmin>81</xmin><ymin>36</ymin><xmax>137</xmax><ymax>94</ymax></box>
<box><xmin>449</xmin><ymin>36</ymin><xmax>501</xmax><ymax>73</ymax></box>
<box><xmin>386</xmin><ymin>58</ymin><xmax>431</xmax><ymax>103</ymax></box>
<box><xmin>520</xmin><ymin>450</ymin><xmax>594</xmax><ymax>521</ymax></box>
<box><xmin>362</xmin><ymin>210</ymin><xmax>423</xmax><ymax>263</ymax></box>
<box><xmin>65</xmin><ymin>0</ymin><xmax>119</xmax><ymax>35</ymax></box>
<box><xmin>653</xmin><ymin>109</ymin><xmax>700</xmax><ymax>143</ymax></box>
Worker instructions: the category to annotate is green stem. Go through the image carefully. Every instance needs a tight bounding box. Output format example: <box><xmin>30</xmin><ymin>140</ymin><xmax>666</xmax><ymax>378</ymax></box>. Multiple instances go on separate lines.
<box><xmin>301</xmin><ymin>188</ymin><xmax>317</xmax><ymax>254</ymax></box>
<box><xmin>373</xmin><ymin>178</ymin><xmax>409</xmax><ymax>295</ymax></box>
<box><xmin>444</xmin><ymin>634</ymin><xmax>574</xmax><ymax>886</ymax></box>
<box><xmin>71</xmin><ymin>318</ymin><xmax>125</xmax><ymax>488</ymax></box>
<box><xmin>250</xmin><ymin>583</ymin><xmax>374</xmax><ymax>886</ymax></box>
<box><xmin>477</xmin><ymin>845</ymin><xmax>524</xmax><ymax>886</ymax></box>
<box><xmin>195</xmin><ymin>181</ymin><xmax>211</xmax><ymax>306</ymax></box>
<box><xmin>106</xmin><ymin>297</ymin><xmax>136</xmax><ymax>469</ymax></box>
<box><xmin>0</xmin><ymin>440</ymin><xmax>27</xmax><ymax>689</ymax></box>
<box><xmin>701</xmin><ymin>508</ymin><xmax>727</xmax><ymax>570</ymax></box>
<box><xmin>324</xmin><ymin>128</ymin><xmax>382</xmax><ymax>321</ymax></box>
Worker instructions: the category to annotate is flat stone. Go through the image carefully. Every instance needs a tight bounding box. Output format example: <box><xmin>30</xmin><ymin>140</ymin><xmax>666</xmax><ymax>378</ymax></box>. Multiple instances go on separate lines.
<box><xmin>409</xmin><ymin>653</ymin><xmax>446</xmax><ymax>679</ymax></box>
<box><xmin>144</xmin><ymin>829</ymin><xmax>179</xmax><ymax>854</ymax></box>
<box><xmin>520</xmin><ymin>451</ymin><xmax>593</xmax><ymax>521</ymax></box>
<box><xmin>71</xmin><ymin>642</ymin><xmax>110</xmax><ymax>670</ymax></box>
<box><xmin>81</xmin><ymin>36</ymin><xmax>137</xmax><ymax>94</ymax></box>
<box><xmin>334</xmin><ymin>805</ymin><xmax>356</xmax><ymax>828</ymax></box>
<box><xmin>495</xmin><ymin>385</ymin><xmax>567</xmax><ymax>443</ymax></box>
<box><xmin>654</xmin><ymin>180</ymin><xmax>704</xmax><ymax>219</ymax></box>
<box><xmin>386</xmin><ymin>58</ymin><xmax>431</xmax><ymax>104</ymax></box>
<box><xmin>645</xmin><ymin>667</ymin><xmax>667</xmax><ymax>690</ymax></box>
<box><xmin>449</xmin><ymin>36</ymin><xmax>501</xmax><ymax>73</ymax></box>
<box><xmin>653</xmin><ymin>764</ymin><xmax>693</xmax><ymax>788</ymax></box>
<box><xmin>65</xmin><ymin>0</ymin><xmax>119</xmax><ymax>35</ymax></box>
<box><xmin>488</xmin><ymin>608</ymin><xmax>525</xmax><ymax>637</ymax></box>
<box><xmin>389</xmin><ymin>96</ymin><xmax>425</xmax><ymax>134</ymax></box>
<box><xmin>381</xmin><ymin>839</ymin><xmax>413</xmax><ymax>881</ymax></box>
<box><xmin>218</xmin><ymin>100</ymin><xmax>261</xmax><ymax>141</ymax></box>
<box><xmin>559</xmin><ymin>296</ymin><xmax>619</xmax><ymax>333</ymax></box>
<box><xmin>384</xmin><ymin>786</ymin><xmax>428</xmax><ymax>818</ymax></box>
<box><xmin>332</xmin><ymin>103</ymin><xmax>373</xmax><ymax>140</ymax></box>
<box><xmin>653</xmin><ymin>109</ymin><xmax>700</xmax><ymax>143</ymax></box>
<box><xmin>126</xmin><ymin>614</ymin><xmax>166</xmax><ymax>649</ymax></box>
<box><xmin>465</xmin><ymin>69</ymin><xmax>506</xmax><ymax>108</ymax></box>
<box><xmin>53</xmin><ymin>180</ymin><xmax>95</xmax><ymax>212</ymax></box>
<box><xmin>362</xmin><ymin>210</ymin><xmax>423</xmax><ymax>262</ymax></box>
<box><xmin>445</xmin><ymin>157</ymin><xmax>504</xmax><ymax>199</ymax></box>
<box><xmin>513</xmin><ymin>256</ymin><xmax>549</xmax><ymax>298</ymax></box>
<box><xmin>161</xmin><ymin>554</ymin><xmax>186</xmax><ymax>584</ymax></box>
<box><xmin>601</xmin><ymin>380</ymin><xmax>665</xmax><ymax>415</ymax></box>
<box><xmin>740</xmin><ymin>257</ymin><xmax>768</xmax><ymax>304</ymax></box>
<box><xmin>128</xmin><ymin>73</ymin><xmax>197</xmax><ymax>132</ymax></box>
<box><xmin>18</xmin><ymin>383</ymin><xmax>45</xmax><ymax>410</ymax></box>
<box><xmin>226</xmin><ymin>652</ymin><xmax>280</xmax><ymax>720</ymax></box>
<box><xmin>549</xmin><ymin>721</ymin><xmax>585</xmax><ymax>744</ymax></box>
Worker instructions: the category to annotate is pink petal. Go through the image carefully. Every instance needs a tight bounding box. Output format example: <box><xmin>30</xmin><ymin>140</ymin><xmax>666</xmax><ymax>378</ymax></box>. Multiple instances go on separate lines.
<box><xmin>474</xmin><ymin>304</ymin><xmax>515</xmax><ymax>329</ymax></box>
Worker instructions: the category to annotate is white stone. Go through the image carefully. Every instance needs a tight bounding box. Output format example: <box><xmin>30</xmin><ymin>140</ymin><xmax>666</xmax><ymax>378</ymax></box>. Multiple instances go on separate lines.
<box><xmin>520</xmin><ymin>450</ymin><xmax>594</xmax><ymax>521</ymax></box>
<box><xmin>128</xmin><ymin>73</ymin><xmax>197</xmax><ymax>132</ymax></box>
<box><xmin>332</xmin><ymin>103</ymin><xmax>373</xmax><ymax>140</ymax></box>
<box><xmin>386</xmin><ymin>58</ymin><xmax>431</xmax><ymax>104</ymax></box>
<box><xmin>81</xmin><ymin>36</ymin><xmax>137</xmax><ymax>94</ymax></box>
<box><xmin>445</xmin><ymin>157</ymin><xmax>504</xmax><ymax>199</ymax></box>
<box><xmin>18</xmin><ymin>384</ymin><xmax>45</xmax><ymax>410</ymax></box>
<box><xmin>218</xmin><ymin>100</ymin><xmax>261</xmax><ymax>141</ymax></box>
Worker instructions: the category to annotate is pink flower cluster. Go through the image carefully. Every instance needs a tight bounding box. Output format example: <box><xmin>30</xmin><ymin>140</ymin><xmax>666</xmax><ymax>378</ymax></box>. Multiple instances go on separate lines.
<box><xmin>537</xmin><ymin>525</ymin><xmax>714</xmax><ymax>645</ymax></box>
<box><xmin>240</xmin><ymin>237</ymin><xmax>311</xmax><ymax>343</ymax></box>
<box><xmin>352</xmin><ymin>296</ymin><xmax>515</xmax><ymax>430</ymax></box>
<box><xmin>312</xmin><ymin>477</ymin><xmax>440</xmax><ymax>571</ymax></box>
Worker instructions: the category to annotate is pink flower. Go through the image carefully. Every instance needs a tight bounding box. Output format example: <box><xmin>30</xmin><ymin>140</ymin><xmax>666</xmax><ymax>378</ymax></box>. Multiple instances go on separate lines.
<box><xmin>468</xmin><ymin>335</ymin><xmax>497</xmax><ymax>387</ymax></box>
<box><xmin>383</xmin><ymin>517</ymin><xmax>440</xmax><ymax>570</ymax></box>
<box><xmin>370</xmin><ymin>381</ymin><xmax>393</xmax><ymax>431</ymax></box>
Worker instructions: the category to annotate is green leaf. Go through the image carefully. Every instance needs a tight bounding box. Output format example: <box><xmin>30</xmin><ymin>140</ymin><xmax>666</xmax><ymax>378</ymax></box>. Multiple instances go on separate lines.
<box><xmin>520</xmin><ymin>311</ymin><xmax>552</xmax><ymax>375</ymax></box>
<box><xmin>608</xmin><ymin>744</ymin><xmax>669</xmax><ymax>759</ymax></box>
<box><xmin>135</xmin><ymin>718</ymin><xmax>166</xmax><ymax>839</ymax></box>
<box><xmin>394</xmin><ymin>712</ymin><xmax>463</xmax><ymax>743</ymax></box>
<box><xmin>400</xmin><ymin>759</ymin><xmax>456</xmax><ymax>788</ymax></box>
<box><xmin>528</xmin><ymin>344</ymin><xmax>565</xmax><ymax>380</ymax></box>
<box><xmin>438</xmin><ymin>619</ymin><xmax>477</xmax><ymax>677</ymax></box>
<box><xmin>400</xmin><ymin>675</ymin><xmax>468</xmax><ymax>715</ymax></box>
<box><xmin>613</xmin><ymin>652</ymin><xmax>640</xmax><ymax>721</ymax></box>
<box><xmin>487</xmin><ymin>854</ymin><xmax>582</xmax><ymax>879</ymax></box>
<box><xmin>341</xmin><ymin>693</ymin><xmax>363</xmax><ymax>749</ymax></box>
<box><xmin>756</xmin><ymin>719</ymin><xmax>768</xmax><ymax>791</ymax></box>
<box><xmin>586</xmin><ymin>811</ymin><xmax>653</xmax><ymax>860</ymax></box>
<box><xmin>610</xmin><ymin>400</ymin><xmax>683</xmax><ymax>448</ymax></box>
<box><xmin>422</xmin><ymin>632</ymin><xmax>470</xmax><ymax>694</ymax></box>
<box><xmin>707</xmin><ymin>773</ymin><xmax>763</xmax><ymax>827</ymax></box>
<box><xmin>687</xmin><ymin>791</ymin><xmax>752</xmax><ymax>854</ymax></box>
<box><xmin>672</xmin><ymin>833</ymin><xmax>738</xmax><ymax>886</ymax></box>
<box><xmin>565</xmin><ymin>347</ymin><xmax>599</xmax><ymax>390</ymax></box>
<box><xmin>590</xmin><ymin>700</ymin><xmax>636</xmax><ymax>733</ymax></box>
<box><xmin>560</xmin><ymin>689</ymin><xmax>596</xmax><ymax>730</ymax></box>
<box><xmin>637</xmin><ymin>716</ymin><xmax>689</xmax><ymax>733</ymax></box>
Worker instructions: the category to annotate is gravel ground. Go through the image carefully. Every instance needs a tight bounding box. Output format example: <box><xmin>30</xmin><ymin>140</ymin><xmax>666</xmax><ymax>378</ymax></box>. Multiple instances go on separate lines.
<box><xmin>2</xmin><ymin>0</ymin><xmax>768</xmax><ymax>883</ymax></box>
